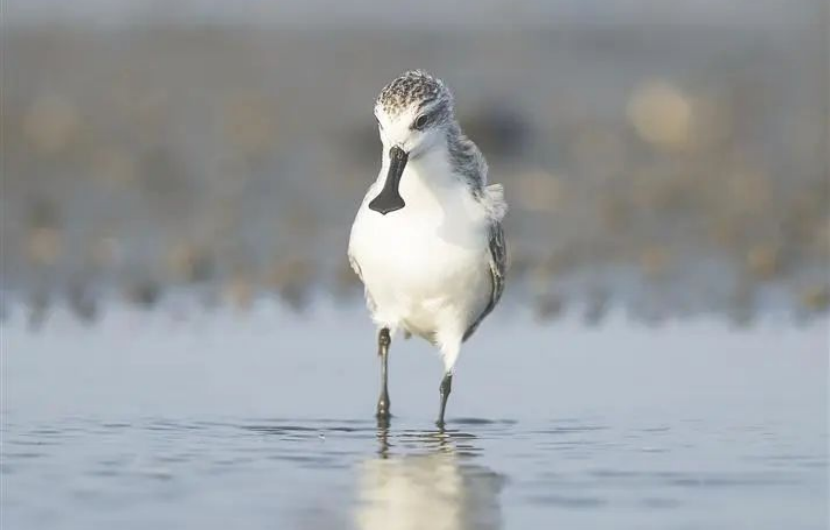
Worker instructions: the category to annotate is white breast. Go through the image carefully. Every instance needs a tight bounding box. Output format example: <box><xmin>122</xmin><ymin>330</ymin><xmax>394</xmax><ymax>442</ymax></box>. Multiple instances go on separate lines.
<box><xmin>349</xmin><ymin>154</ymin><xmax>491</xmax><ymax>338</ymax></box>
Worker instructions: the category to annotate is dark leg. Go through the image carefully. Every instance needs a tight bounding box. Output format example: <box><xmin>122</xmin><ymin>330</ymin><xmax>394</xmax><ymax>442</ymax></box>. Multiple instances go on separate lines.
<box><xmin>436</xmin><ymin>372</ymin><xmax>453</xmax><ymax>428</ymax></box>
<box><xmin>376</xmin><ymin>328</ymin><xmax>391</xmax><ymax>421</ymax></box>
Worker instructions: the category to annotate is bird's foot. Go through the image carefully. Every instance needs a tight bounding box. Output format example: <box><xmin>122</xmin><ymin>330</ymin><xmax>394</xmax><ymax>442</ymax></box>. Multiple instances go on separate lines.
<box><xmin>376</xmin><ymin>393</ymin><xmax>391</xmax><ymax>420</ymax></box>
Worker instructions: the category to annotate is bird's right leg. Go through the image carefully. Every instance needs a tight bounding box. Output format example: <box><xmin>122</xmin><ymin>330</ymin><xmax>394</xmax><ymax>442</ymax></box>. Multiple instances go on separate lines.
<box><xmin>376</xmin><ymin>328</ymin><xmax>392</xmax><ymax>421</ymax></box>
<box><xmin>437</xmin><ymin>371</ymin><xmax>453</xmax><ymax>429</ymax></box>
<box><xmin>435</xmin><ymin>332</ymin><xmax>461</xmax><ymax>429</ymax></box>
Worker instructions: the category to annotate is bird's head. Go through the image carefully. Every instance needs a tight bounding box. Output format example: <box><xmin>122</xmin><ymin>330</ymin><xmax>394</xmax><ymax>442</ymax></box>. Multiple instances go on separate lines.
<box><xmin>369</xmin><ymin>70</ymin><xmax>455</xmax><ymax>215</ymax></box>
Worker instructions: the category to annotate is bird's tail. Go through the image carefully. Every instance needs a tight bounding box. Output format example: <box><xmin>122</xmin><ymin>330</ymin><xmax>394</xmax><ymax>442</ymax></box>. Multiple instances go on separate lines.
<box><xmin>483</xmin><ymin>183</ymin><xmax>508</xmax><ymax>222</ymax></box>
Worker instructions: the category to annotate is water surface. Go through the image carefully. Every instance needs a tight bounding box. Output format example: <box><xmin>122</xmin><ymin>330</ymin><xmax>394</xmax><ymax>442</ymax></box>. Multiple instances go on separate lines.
<box><xmin>2</xmin><ymin>303</ymin><xmax>827</xmax><ymax>529</ymax></box>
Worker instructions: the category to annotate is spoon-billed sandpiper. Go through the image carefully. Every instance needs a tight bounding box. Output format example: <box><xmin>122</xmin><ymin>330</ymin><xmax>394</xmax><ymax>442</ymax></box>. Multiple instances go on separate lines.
<box><xmin>348</xmin><ymin>70</ymin><xmax>507</xmax><ymax>427</ymax></box>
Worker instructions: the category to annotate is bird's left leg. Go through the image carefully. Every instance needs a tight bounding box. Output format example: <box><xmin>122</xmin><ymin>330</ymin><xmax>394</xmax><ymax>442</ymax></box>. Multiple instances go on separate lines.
<box><xmin>376</xmin><ymin>328</ymin><xmax>392</xmax><ymax>421</ymax></box>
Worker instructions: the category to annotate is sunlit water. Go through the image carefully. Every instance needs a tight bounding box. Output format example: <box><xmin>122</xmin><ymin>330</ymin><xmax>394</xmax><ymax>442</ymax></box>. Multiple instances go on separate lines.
<box><xmin>2</xmin><ymin>302</ymin><xmax>827</xmax><ymax>529</ymax></box>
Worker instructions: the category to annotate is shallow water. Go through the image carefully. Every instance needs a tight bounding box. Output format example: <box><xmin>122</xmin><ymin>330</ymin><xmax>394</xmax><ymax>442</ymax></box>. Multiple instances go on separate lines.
<box><xmin>2</xmin><ymin>303</ymin><xmax>827</xmax><ymax>529</ymax></box>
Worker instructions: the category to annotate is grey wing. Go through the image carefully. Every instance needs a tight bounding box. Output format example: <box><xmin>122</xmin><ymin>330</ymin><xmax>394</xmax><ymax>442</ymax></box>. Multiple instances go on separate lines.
<box><xmin>463</xmin><ymin>221</ymin><xmax>507</xmax><ymax>341</ymax></box>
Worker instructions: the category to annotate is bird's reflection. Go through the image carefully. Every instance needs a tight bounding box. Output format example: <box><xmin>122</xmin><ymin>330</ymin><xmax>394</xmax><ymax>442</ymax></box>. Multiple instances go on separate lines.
<box><xmin>355</xmin><ymin>422</ymin><xmax>505</xmax><ymax>530</ymax></box>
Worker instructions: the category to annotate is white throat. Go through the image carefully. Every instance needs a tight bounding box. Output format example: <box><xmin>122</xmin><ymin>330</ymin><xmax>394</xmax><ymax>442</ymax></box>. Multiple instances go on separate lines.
<box><xmin>378</xmin><ymin>142</ymin><xmax>456</xmax><ymax>209</ymax></box>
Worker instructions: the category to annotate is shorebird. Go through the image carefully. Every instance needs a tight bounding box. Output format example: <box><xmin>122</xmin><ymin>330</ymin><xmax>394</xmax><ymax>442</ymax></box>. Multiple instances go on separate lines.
<box><xmin>348</xmin><ymin>70</ymin><xmax>507</xmax><ymax>427</ymax></box>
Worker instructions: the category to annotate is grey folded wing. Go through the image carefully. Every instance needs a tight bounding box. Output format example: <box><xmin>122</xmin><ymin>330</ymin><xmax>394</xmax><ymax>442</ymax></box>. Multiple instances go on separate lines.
<box><xmin>463</xmin><ymin>220</ymin><xmax>507</xmax><ymax>341</ymax></box>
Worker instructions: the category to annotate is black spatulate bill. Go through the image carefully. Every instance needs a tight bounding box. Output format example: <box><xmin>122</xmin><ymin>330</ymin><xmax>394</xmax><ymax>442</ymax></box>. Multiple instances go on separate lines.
<box><xmin>368</xmin><ymin>146</ymin><xmax>408</xmax><ymax>215</ymax></box>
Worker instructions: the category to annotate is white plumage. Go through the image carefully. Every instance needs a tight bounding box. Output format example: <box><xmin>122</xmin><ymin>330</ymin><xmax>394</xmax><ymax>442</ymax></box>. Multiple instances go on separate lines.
<box><xmin>349</xmin><ymin>147</ymin><xmax>505</xmax><ymax>372</ymax></box>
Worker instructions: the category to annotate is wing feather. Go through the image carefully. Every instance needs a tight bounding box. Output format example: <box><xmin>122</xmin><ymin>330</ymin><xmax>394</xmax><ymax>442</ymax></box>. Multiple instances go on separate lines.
<box><xmin>463</xmin><ymin>220</ymin><xmax>506</xmax><ymax>341</ymax></box>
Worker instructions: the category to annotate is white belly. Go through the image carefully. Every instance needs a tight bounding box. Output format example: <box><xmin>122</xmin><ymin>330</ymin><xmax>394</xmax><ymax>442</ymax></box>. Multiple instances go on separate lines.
<box><xmin>349</xmin><ymin>179</ymin><xmax>491</xmax><ymax>339</ymax></box>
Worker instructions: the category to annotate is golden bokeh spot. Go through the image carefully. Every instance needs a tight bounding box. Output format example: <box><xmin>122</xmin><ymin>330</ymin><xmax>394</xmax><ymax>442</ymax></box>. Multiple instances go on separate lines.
<box><xmin>627</xmin><ymin>81</ymin><xmax>694</xmax><ymax>151</ymax></box>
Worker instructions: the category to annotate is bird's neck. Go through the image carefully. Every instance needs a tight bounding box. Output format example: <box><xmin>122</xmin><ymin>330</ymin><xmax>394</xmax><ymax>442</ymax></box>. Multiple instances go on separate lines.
<box><xmin>394</xmin><ymin>144</ymin><xmax>457</xmax><ymax>205</ymax></box>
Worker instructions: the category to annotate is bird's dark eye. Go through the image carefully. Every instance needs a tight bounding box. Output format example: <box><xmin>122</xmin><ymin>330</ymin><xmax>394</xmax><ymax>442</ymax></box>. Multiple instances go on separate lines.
<box><xmin>413</xmin><ymin>114</ymin><xmax>428</xmax><ymax>130</ymax></box>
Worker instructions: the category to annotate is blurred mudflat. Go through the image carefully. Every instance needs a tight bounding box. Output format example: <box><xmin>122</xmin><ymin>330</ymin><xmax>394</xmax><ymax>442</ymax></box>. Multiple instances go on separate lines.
<box><xmin>2</xmin><ymin>303</ymin><xmax>827</xmax><ymax>529</ymax></box>
<box><xmin>2</xmin><ymin>7</ymin><xmax>828</xmax><ymax>325</ymax></box>
<box><xmin>2</xmin><ymin>5</ymin><xmax>827</xmax><ymax>529</ymax></box>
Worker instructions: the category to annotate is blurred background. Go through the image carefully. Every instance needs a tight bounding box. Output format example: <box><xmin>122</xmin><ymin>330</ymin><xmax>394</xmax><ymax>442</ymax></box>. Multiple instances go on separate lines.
<box><xmin>1</xmin><ymin>0</ymin><xmax>828</xmax><ymax>326</ymax></box>
<box><xmin>2</xmin><ymin>4</ymin><xmax>828</xmax><ymax>530</ymax></box>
